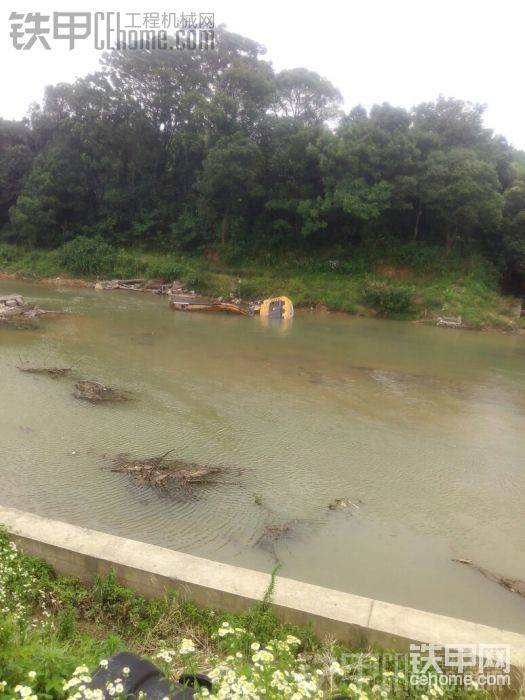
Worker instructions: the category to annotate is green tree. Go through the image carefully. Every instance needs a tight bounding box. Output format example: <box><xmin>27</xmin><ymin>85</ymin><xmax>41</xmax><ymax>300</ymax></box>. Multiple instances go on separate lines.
<box><xmin>0</xmin><ymin>119</ymin><xmax>34</xmax><ymax>230</ymax></box>
<box><xmin>412</xmin><ymin>96</ymin><xmax>490</xmax><ymax>152</ymax></box>
<box><xmin>196</xmin><ymin>134</ymin><xmax>262</xmax><ymax>244</ymax></box>
<box><xmin>420</xmin><ymin>148</ymin><xmax>503</xmax><ymax>252</ymax></box>
<box><xmin>272</xmin><ymin>68</ymin><xmax>342</xmax><ymax>125</ymax></box>
<box><xmin>502</xmin><ymin>181</ymin><xmax>525</xmax><ymax>285</ymax></box>
<box><xmin>309</xmin><ymin>103</ymin><xmax>419</xmax><ymax>243</ymax></box>
<box><xmin>259</xmin><ymin>118</ymin><xmax>325</xmax><ymax>241</ymax></box>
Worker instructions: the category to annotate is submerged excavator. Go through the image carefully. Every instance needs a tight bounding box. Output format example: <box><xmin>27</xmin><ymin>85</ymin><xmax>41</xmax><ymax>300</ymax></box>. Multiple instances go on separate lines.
<box><xmin>169</xmin><ymin>294</ymin><xmax>294</xmax><ymax>320</ymax></box>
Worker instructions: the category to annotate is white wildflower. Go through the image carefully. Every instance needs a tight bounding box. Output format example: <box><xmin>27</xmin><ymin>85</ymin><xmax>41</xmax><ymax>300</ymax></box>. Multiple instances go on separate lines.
<box><xmin>179</xmin><ymin>638</ymin><xmax>196</xmax><ymax>655</ymax></box>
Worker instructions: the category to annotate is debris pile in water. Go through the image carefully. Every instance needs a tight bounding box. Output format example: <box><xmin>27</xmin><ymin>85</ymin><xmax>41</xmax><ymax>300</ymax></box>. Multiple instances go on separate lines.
<box><xmin>437</xmin><ymin>315</ymin><xmax>463</xmax><ymax>328</ymax></box>
<box><xmin>0</xmin><ymin>294</ymin><xmax>25</xmax><ymax>318</ymax></box>
<box><xmin>94</xmin><ymin>278</ymin><xmax>173</xmax><ymax>294</ymax></box>
<box><xmin>328</xmin><ymin>497</ymin><xmax>361</xmax><ymax>511</ymax></box>
<box><xmin>73</xmin><ymin>380</ymin><xmax>129</xmax><ymax>403</ymax></box>
<box><xmin>0</xmin><ymin>294</ymin><xmax>57</xmax><ymax>322</ymax></box>
<box><xmin>256</xmin><ymin>520</ymin><xmax>296</xmax><ymax>564</ymax></box>
<box><xmin>110</xmin><ymin>450</ymin><xmax>238</xmax><ymax>495</ymax></box>
<box><xmin>259</xmin><ymin>521</ymin><xmax>294</xmax><ymax>544</ymax></box>
<box><xmin>17</xmin><ymin>366</ymin><xmax>131</xmax><ymax>404</ymax></box>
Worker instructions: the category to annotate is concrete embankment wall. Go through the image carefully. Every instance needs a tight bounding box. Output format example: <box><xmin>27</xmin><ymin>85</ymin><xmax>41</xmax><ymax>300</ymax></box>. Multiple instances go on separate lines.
<box><xmin>2</xmin><ymin>505</ymin><xmax>525</xmax><ymax>667</ymax></box>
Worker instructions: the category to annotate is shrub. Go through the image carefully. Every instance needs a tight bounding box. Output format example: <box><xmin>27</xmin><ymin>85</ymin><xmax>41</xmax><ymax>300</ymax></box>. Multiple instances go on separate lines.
<box><xmin>0</xmin><ymin>243</ymin><xmax>20</xmax><ymax>265</ymax></box>
<box><xmin>180</xmin><ymin>271</ymin><xmax>227</xmax><ymax>296</ymax></box>
<box><xmin>236</xmin><ymin>278</ymin><xmax>270</xmax><ymax>300</ymax></box>
<box><xmin>112</xmin><ymin>250</ymin><xmax>148</xmax><ymax>279</ymax></box>
<box><xmin>58</xmin><ymin>236</ymin><xmax>117</xmax><ymax>276</ymax></box>
<box><xmin>362</xmin><ymin>280</ymin><xmax>414</xmax><ymax>316</ymax></box>
<box><xmin>146</xmin><ymin>256</ymin><xmax>190</xmax><ymax>281</ymax></box>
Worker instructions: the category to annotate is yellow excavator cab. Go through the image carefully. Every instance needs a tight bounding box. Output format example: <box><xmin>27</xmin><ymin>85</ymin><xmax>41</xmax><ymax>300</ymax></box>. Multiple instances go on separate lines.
<box><xmin>258</xmin><ymin>296</ymin><xmax>294</xmax><ymax>320</ymax></box>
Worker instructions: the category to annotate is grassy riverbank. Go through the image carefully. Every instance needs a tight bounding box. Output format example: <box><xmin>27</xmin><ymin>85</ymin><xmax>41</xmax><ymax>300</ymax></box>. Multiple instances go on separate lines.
<box><xmin>0</xmin><ymin>241</ymin><xmax>522</xmax><ymax>331</ymax></box>
<box><xmin>0</xmin><ymin>529</ymin><xmax>502</xmax><ymax>699</ymax></box>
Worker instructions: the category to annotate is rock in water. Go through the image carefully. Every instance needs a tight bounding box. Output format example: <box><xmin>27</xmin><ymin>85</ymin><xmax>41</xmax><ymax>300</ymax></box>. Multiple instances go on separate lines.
<box><xmin>0</xmin><ymin>294</ymin><xmax>59</xmax><ymax>321</ymax></box>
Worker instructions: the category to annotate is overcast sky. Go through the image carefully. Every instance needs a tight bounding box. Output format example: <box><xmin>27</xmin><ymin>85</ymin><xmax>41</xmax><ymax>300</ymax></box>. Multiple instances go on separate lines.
<box><xmin>2</xmin><ymin>0</ymin><xmax>524</xmax><ymax>148</ymax></box>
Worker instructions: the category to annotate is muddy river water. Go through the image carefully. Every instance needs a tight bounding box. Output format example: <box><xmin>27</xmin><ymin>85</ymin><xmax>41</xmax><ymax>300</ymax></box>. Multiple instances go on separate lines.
<box><xmin>1</xmin><ymin>280</ymin><xmax>525</xmax><ymax>632</ymax></box>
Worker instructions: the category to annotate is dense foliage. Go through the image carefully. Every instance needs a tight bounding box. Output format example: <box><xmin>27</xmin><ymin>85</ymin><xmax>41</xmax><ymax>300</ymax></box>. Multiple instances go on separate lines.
<box><xmin>0</xmin><ymin>28</ymin><xmax>524</xmax><ymax>293</ymax></box>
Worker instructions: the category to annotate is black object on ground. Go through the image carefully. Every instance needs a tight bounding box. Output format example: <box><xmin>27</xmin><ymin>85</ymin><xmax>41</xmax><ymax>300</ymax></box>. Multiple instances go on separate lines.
<box><xmin>87</xmin><ymin>651</ymin><xmax>212</xmax><ymax>699</ymax></box>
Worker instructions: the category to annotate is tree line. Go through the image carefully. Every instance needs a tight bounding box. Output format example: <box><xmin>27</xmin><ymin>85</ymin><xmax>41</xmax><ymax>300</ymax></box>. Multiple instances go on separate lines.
<box><xmin>0</xmin><ymin>28</ymin><xmax>524</xmax><ymax>289</ymax></box>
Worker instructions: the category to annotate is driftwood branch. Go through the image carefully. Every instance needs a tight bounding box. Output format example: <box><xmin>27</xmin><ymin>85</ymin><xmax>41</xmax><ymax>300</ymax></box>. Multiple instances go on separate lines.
<box><xmin>453</xmin><ymin>559</ymin><xmax>525</xmax><ymax>598</ymax></box>
<box><xmin>18</xmin><ymin>366</ymin><xmax>72</xmax><ymax>378</ymax></box>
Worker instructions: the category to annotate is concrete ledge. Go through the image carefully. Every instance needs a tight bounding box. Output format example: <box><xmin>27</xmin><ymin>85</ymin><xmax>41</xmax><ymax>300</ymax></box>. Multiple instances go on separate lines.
<box><xmin>2</xmin><ymin>505</ymin><xmax>525</xmax><ymax>666</ymax></box>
